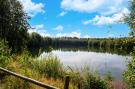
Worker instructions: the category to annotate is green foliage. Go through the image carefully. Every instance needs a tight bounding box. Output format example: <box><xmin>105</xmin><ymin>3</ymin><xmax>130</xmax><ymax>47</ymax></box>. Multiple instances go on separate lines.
<box><xmin>88</xmin><ymin>37</ymin><xmax>135</xmax><ymax>55</ymax></box>
<box><xmin>0</xmin><ymin>40</ymin><xmax>11</xmax><ymax>67</ymax></box>
<box><xmin>28</xmin><ymin>32</ymin><xmax>52</xmax><ymax>48</ymax></box>
<box><xmin>66</xmin><ymin>67</ymin><xmax>108</xmax><ymax>89</ymax></box>
<box><xmin>81</xmin><ymin>72</ymin><xmax>107</xmax><ymax>89</ymax></box>
<box><xmin>0</xmin><ymin>0</ymin><xmax>29</xmax><ymax>52</ymax></box>
<box><xmin>28</xmin><ymin>32</ymin><xmax>43</xmax><ymax>47</ymax></box>
<box><xmin>17</xmin><ymin>51</ymin><xmax>34</xmax><ymax>69</ymax></box>
<box><xmin>123</xmin><ymin>51</ymin><xmax>135</xmax><ymax>88</ymax></box>
<box><xmin>124</xmin><ymin>0</ymin><xmax>135</xmax><ymax>36</ymax></box>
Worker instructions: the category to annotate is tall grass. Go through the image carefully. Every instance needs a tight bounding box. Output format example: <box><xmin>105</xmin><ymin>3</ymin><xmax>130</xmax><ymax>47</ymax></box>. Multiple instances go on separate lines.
<box><xmin>1</xmin><ymin>51</ymin><xmax>39</xmax><ymax>89</ymax></box>
<box><xmin>31</xmin><ymin>54</ymin><xmax>64</xmax><ymax>79</ymax></box>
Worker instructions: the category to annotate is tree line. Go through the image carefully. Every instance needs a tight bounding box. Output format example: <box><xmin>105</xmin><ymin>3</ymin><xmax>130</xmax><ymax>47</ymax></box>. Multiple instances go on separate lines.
<box><xmin>0</xmin><ymin>0</ymin><xmax>135</xmax><ymax>54</ymax></box>
<box><xmin>27</xmin><ymin>33</ymin><xmax>135</xmax><ymax>54</ymax></box>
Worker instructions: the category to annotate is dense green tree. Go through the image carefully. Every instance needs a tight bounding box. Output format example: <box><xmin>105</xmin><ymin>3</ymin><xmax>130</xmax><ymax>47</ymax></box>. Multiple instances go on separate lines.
<box><xmin>28</xmin><ymin>32</ymin><xmax>43</xmax><ymax>47</ymax></box>
<box><xmin>0</xmin><ymin>0</ymin><xmax>30</xmax><ymax>52</ymax></box>
<box><xmin>124</xmin><ymin>0</ymin><xmax>135</xmax><ymax>36</ymax></box>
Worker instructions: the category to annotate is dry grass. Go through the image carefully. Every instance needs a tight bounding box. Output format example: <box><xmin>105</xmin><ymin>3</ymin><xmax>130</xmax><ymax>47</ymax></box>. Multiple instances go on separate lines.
<box><xmin>109</xmin><ymin>81</ymin><xmax>127</xmax><ymax>89</ymax></box>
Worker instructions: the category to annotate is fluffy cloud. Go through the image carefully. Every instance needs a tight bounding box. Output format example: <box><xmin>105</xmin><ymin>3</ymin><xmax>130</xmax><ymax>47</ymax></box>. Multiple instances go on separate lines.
<box><xmin>61</xmin><ymin>0</ymin><xmax>129</xmax><ymax>25</ymax></box>
<box><xmin>29</xmin><ymin>24</ymin><xmax>50</xmax><ymax>37</ymax></box>
<box><xmin>61</xmin><ymin>0</ymin><xmax>128</xmax><ymax>15</ymax></box>
<box><xmin>83</xmin><ymin>35</ymin><xmax>91</xmax><ymax>38</ymax></box>
<box><xmin>61</xmin><ymin>0</ymin><xmax>104</xmax><ymax>13</ymax></box>
<box><xmin>56</xmin><ymin>32</ymin><xmax>81</xmax><ymax>38</ymax></box>
<box><xmin>19</xmin><ymin>0</ymin><xmax>45</xmax><ymax>17</ymax></box>
<box><xmin>59</xmin><ymin>11</ymin><xmax>67</xmax><ymax>17</ymax></box>
<box><xmin>55</xmin><ymin>25</ymin><xmax>64</xmax><ymax>31</ymax></box>
<box><xmin>83</xmin><ymin>8</ymin><xmax>129</xmax><ymax>25</ymax></box>
<box><xmin>29</xmin><ymin>25</ymin><xmax>86</xmax><ymax>38</ymax></box>
<box><xmin>108</xmin><ymin>34</ymin><xmax>115</xmax><ymax>38</ymax></box>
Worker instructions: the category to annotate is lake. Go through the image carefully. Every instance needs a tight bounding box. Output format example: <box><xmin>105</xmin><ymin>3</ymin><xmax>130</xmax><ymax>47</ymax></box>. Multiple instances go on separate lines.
<box><xmin>40</xmin><ymin>49</ymin><xmax>131</xmax><ymax>80</ymax></box>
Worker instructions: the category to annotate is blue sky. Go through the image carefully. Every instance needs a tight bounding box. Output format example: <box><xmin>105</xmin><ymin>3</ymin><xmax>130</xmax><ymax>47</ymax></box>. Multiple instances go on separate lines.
<box><xmin>19</xmin><ymin>0</ymin><xmax>131</xmax><ymax>38</ymax></box>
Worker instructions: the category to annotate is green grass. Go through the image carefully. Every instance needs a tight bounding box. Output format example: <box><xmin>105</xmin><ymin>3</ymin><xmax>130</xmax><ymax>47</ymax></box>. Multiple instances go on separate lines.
<box><xmin>31</xmin><ymin>53</ymin><xmax>64</xmax><ymax>79</ymax></box>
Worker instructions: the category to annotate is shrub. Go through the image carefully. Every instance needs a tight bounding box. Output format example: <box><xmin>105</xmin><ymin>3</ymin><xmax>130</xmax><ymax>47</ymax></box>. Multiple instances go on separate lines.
<box><xmin>66</xmin><ymin>67</ymin><xmax>108</xmax><ymax>89</ymax></box>
<box><xmin>123</xmin><ymin>51</ymin><xmax>135</xmax><ymax>88</ymax></box>
<box><xmin>0</xmin><ymin>40</ymin><xmax>11</xmax><ymax>67</ymax></box>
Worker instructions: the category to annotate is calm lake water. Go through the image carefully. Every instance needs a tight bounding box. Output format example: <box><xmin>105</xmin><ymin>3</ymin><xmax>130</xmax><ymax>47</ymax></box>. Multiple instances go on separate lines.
<box><xmin>40</xmin><ymin>50</ymin><xmax>131</xmax><ymax>80</ymax></box>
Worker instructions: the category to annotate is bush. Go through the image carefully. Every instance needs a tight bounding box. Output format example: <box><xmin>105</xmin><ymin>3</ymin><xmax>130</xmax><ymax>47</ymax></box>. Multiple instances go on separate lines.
<box><xmin>123</xmin><ymin>51</ymin><xmax>135</xmax><ymax>88</ymax></box>
<box><xmin>0</xmin><ymin>40</ymin><xmax>11</xmax><ymax>67</ymax></box>
<box><xmin>66</xmin><ymin>67</ymin><xmax>108</xmax><ymax>89</ymax></box>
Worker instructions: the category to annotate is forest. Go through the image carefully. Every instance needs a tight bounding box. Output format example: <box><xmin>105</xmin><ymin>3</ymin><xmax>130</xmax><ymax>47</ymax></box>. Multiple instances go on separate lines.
<box><xmin>28</xmin><ymin>34</ymin><xmax>135</xmax><ymax>55</ymax></box>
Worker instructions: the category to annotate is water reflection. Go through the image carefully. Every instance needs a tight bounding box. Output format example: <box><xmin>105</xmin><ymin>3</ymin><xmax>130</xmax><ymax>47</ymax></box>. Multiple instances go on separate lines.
<box><xmin>29</xmin><ymin>46</ymin><xmax>131</xmax><ymax>80</ymax></box>
<box><xmin>40</xmin><ymin>50</ymin><xmax>131</xmax><ymax>80</ymax></box>
<box><xmin>28</xmin><ymin>46</ymin><xmax>131</xmax><ymax>57</ymax></box>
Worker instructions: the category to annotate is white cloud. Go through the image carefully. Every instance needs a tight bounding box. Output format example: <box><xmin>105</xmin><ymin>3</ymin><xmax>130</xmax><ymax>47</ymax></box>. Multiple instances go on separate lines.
<box><xmin>19</xmin><ymin>0</ymin><xmax>45</xmax><ymax>17</ymax></box>
<box><xmin>56</xmin><ymin>32</ymin><xmax>81</xmax><ymax>38</ymax></box>
<box><xmin>61</xmin><ymin>0</ymin><xmax>104</xmax><ymax>13</ymax></box>
<box><xmin>29</xmin><ymin>24</ymin><xmax>44</xmax><ymax>33</ymax></box>
<box><xmin>55</xmin><ymin>25</ymin><xmax>64</xmax><ymax>31</ymax></box>
<box><xmin>108</xmin><ymin>34</ymin><xmax>115</xmax><ymax>38</ymax></box>
<box><xmin>61</xmin><ymin>0</ymin><xmax>130</xmax><ymax>25</ymax></box>
<box><xmin>59</xmin><ymin>11</ymin><xmax>67</xmax><ymax>17</ymax></box>
<box><xmin>29</xmin><ymin>25</ymin><xmax>82</xmax><ymax>38</ymax></box>
<box><xmin>28</xmin><ymin>24</ymin><xmax>50</xmax><ymax>37</ymax></box>
<box><xmin>29</xmin><ymin>27</ymin><xmax>94</xmax><ymax>38</ymax></box>
<box><xmin>83</xmin><ymin>35</ymin><xmax>91</xmax><ymax>38</ymax></box>
<box><xmin>61</xmin><ymin>0</ymin><xmax>128</xmax><ymax>15</ymax></box>
<box><xmin>83</xmin><ymin>8</ymin><xmax>129</xmax><ymax>25</ymax></box>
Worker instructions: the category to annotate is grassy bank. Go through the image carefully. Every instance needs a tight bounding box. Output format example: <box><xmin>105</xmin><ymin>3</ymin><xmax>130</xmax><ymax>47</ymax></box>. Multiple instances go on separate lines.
<box><xmin>0</xmin><ymin>41</ymin><xmax>112</xmax><ymax>89</ymax></box>
<box><xmin>0</xmin><ymin>53</ymin><xmax>110</xmax><ymax>89</ymax></box>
